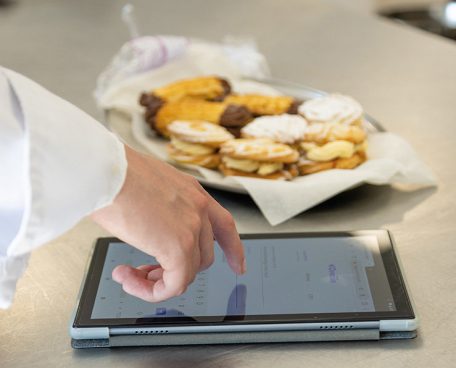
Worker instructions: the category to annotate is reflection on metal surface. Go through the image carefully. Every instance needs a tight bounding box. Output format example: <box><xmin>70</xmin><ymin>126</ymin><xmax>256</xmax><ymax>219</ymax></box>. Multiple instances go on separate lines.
<box><xmin>380</xmin><ymin>1</ymin><xmax>456</xmax><ymax>40</ymax></box>
<box><xmin>431</xmin><ymin>1</ymin><xmax>456</xmax><ymax>28</ymax></box>
<box><xmin>0</xmin><ymin>0</ymin><xmax>14</xmax><ymax>8</ymax></box>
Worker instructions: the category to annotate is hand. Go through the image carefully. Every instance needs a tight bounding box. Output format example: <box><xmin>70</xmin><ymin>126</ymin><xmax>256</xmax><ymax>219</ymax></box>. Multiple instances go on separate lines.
<box><xmin>91</xmin><ymin>145</ymin><xmax>245</xmax><ymax>303</ymax></box>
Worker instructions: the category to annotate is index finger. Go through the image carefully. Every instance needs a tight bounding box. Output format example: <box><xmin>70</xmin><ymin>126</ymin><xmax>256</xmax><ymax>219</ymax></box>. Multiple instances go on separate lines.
<box><xmin>207</xmin><ymin>196</ymin><xmax>246</xmax><ymax>275</ymax></box>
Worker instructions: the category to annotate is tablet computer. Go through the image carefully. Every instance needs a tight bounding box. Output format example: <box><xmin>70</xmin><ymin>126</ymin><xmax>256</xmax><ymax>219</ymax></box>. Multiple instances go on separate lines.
<box><xmin>70</xmin><ymin>230</ymin><xmax>417</xmax><ymax>347</ymax></box>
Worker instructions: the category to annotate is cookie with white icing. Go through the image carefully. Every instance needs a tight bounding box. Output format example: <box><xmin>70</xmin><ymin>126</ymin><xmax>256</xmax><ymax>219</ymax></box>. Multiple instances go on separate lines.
<box><xmin>297</xmin><ymin>141</ymin><xmax>367</xmax><ymax>175</ymax></box>
<box><xmin>168</xmin><ymin>120</ymin><xmax>234</xmax><ymax>146</ymax></box>
<box><xmin>298</xmin><ymin>152</ymin><xmax>366</xmax><ymax>175</ymax></box>
<box><xmin>303</xmin><ymin>122</ymin><xmax>366</xmax><ymax>145</ymax></box>
<box><xmin>298</xmin><ymin>94</ymin><xmax>364</xmax><ymax>126</ymax></box>
<box><xmin>220</xmin><ymin>138</ymin><xmax>299</xmax><ymax>163</ymax></box>
<box><xmin>219</xmin><ymin>138</ymin><xmax>299</xmax><ymax>180</ymax></box>
<box><xmin>241</xmin><ymin>114</ymin><xmax>308</xmax><ymax>145</ymax></box>
<box><xmin>167</xmin><ymin>120</ymin><xmax>233</xmax><ymax>169</ymax></box>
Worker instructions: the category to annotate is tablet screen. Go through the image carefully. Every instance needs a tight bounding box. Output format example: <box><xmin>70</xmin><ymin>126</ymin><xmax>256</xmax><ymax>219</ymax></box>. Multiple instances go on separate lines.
<box><xmin>92</xmin><ymin>235</ymin><xmax>396</xmax><ymax>319</ymax></box>
<box><xmin>75</xmin><ymin>231</ymin><xmax>414</xmax><ymax>326</ymax></box>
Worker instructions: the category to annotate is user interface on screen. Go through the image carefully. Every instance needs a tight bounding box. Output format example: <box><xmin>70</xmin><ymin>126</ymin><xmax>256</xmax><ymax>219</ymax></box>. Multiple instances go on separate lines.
<box><xmin>90</xmin><ymin>236</ymin><xmax>396</xmax><ymax>319</ymax></box>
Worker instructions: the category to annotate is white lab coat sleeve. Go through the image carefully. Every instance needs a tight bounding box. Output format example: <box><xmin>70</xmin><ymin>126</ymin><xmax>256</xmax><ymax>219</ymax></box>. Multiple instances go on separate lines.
<box><xmin>0</xmin><ymin>67</ymin><xmax>127</xmax><ymax>309</ymax></box>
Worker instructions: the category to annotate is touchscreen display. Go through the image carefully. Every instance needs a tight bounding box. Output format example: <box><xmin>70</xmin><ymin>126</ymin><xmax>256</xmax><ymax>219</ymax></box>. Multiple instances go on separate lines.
<box><xmin>90</xmin><ymin>236</ymin><xmax>396</xmax><ymax>320</ymax></box>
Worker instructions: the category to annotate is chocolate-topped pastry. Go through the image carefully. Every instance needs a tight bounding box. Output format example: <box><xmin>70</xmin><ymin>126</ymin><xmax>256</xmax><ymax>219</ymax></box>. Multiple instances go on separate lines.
<box><xmin>287</xmin><ymin>98</ymin><xmax>303</xmax><ymax>114</ymax></box>
<box><xmin>139</xmin><ymin>92</ymin><xmax>156</xmax><ymax>107</ymax></box>
<box><xmin>224</xmin><ymin>94</ymin><xmax>302</xmax><ymax>116</ymax></box>
<box><xmin>224</xmin><ymin>126</ymin><xmax>243</xmax><ymax>138</ymax></box>
<box><xmin>140</xmin><ymin>93</ymin><xmax>165</xmax><ymax>117</ymax></box>
<box><xmin>140</xmin><ymin>77</ymin><xmax>234</xmax><ymax>134</ymax></box>
<box><xmin>142</xmin><ymin>76</ymin><xmax>232</xmax><ymax>105</ymax></box>
<box><xmin>219</xmin><ymin>105</ymin><xmax>252</xmax><ymax>127</ymax></box>
<box><xmin>211</xmin><ymin>78</ymin><xmax>231</xmax><ymax>101</ymax></box>
<box><xmin>147</xmin><ymin>99</ymin><xmax>252</xmax><ymax>137</ymax></box>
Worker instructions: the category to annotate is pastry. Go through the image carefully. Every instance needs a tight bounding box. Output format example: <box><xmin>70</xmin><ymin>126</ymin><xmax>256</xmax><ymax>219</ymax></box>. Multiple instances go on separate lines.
<box><xmin>146</xmin><ymin>98</ymin><xmax>252</xmax><ymax>137</ymax></box>
<box><xmin>219</xmin><ymin>163</ymin><xmax>299</xmax><ymax>180</ymax></box>
<box><xmin>303</xmin><ymin>122</ymin><xmax>366</xmax><ymax>145</ymax></box>
<box><xmin>334</xmin><ymin>151</ymin><xmax>366</xmax><ymax>169</ymax></box>
<box><xmin>168</xmin><ymin>120</ymin><xmax>234</xmax><ymax>146</ymax></box>
<box><xmin>297</xmin><ymin>160</ymin><xmax>334</xmax><ymax>175</ymax></box>
<box><xmin>297</xmin><ymin>141</ymin><xmax>367</xmax><ymax>175</ymax></box>
<box><xmin>137</xmin><ymin>76</ymin><xmax>371</xmax><ymax>180</ymax></box>
<box><xmin>167</xmin><ymin>120</ymin><xmax>234</xmax><ymax>169</ymax></box>
<box><xmin>298</xmin><ymin>152</ymin><xmax>366</xmax><ymax>175</ymax></box>
<box><xmin>298</xmin><ymin>94</ymin><xmax>364</xmax><ymax>126</ymax></box>
<box><xmin>296</xmin><ymin>114</ymin><xmax>369</xmax><ymax>175</ymax></box>
<box><xmin>140</xmin><ymin>76</ymin><xmax>231</xmax><ymax>105</ymax></box>
<box><xmin>241</xmin><ymin>114</ymin><xmax>308</xmax><ymax>145</ymax></box>
<box><xmin>167</xmin><ymin>145</ymin><xmax>221</xmax><ymax>169</ymax></box>
<box><xmin>225</xmin><ymin>94</ymin><xmax>302</xmax><ymax>116</ymax></box>
<box><xmin>219</xmin><ymin>138</ymin><xmax>299</xmax><ymax>180</ymax></box>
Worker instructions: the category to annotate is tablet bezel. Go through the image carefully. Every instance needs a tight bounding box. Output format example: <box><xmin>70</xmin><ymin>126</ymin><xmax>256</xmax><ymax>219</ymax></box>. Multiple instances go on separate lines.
<box><xmin>73</xmin><ymin>230</ymin><xmax>415</xmax><ymax>328</ymax></box>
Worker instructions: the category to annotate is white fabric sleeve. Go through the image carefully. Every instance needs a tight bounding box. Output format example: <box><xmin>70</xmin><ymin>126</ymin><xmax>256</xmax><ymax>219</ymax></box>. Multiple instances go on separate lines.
<box><xmin>0</xmin><ymin>67</ymin><xmax>128</xmax><ymax>309</ymax></box>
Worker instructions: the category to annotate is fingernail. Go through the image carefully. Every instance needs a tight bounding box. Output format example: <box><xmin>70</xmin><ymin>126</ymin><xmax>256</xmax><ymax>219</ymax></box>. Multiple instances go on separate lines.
<box><xmin>241</xmin><ymin>259</ymin><xmax>247</xmax><ymax>274</ymax></box>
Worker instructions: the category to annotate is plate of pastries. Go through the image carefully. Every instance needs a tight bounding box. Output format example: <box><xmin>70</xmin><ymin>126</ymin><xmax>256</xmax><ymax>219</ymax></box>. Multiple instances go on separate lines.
<box><xmin>133</xmin><ymin>75</ymin><xmax>379</xmax><ymax>192</ymax></box>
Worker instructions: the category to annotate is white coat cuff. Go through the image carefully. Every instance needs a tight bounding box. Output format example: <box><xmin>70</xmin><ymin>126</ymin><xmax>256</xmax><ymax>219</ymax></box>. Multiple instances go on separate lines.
<box><xmin>3</xmin><ymin>68</ymin><xmax>128</xmax><ymax>257</ymax></box>
<box><xmin>0</xmin><ymin>253</ymin><xmax>30</xmax><ymax>309</ymax></box>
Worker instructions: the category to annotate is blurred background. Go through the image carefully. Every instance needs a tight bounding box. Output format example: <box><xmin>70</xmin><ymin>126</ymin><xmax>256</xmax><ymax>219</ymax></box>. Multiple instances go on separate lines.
<box><xmin>1</xmin><ymin>0</ymin><xmax>453</xmax><ymax>140</ymax></box>
<box><xmin>342</xmin><ymin>0</ymin><xmax>456</xmax><ymax>40</ymax></box>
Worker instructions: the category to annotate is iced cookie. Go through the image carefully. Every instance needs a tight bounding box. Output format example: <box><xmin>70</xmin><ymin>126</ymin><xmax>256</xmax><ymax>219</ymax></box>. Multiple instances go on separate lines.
<box><xmin>167</xmin><ymin>120</ymin><xmax>234</xmax><ymax>169</ymax></box>
<box><xmin>298</xmin><ymin>94</ymin><xmax>364</xmax><ymax>126</ymax></box>
<box><xmin>241</xmin><ymin>114</ymin><xmax>308</xmax><ymax>145</ymax></box>
<box><xmin>297</xmin><ymin>141</ymin><xmax>367</xmax><ymax>175</ymax></box>
<box><xmin>219</xmin><ymin>138</ymin><xmax>299</xmax><ymax>180</ymax></box>
<box><xmin>303</xmin><ymin>122</ymin><xmax>367</xmax><ymax>145</ymax></box>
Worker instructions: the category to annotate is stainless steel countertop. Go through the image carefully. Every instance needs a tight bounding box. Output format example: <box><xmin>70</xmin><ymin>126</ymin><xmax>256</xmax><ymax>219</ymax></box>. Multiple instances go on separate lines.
<box><xmin>1</xmin><ymin>0</ymin><xmax>455</xmax><ymax>367</ymax></box>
